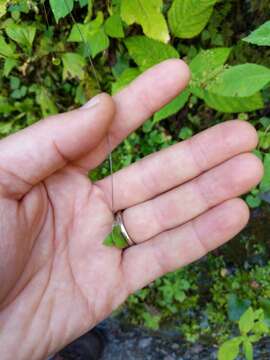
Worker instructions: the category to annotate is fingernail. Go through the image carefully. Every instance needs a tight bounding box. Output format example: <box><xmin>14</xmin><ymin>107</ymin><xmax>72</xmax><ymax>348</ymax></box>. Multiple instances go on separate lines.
<box><xmin>81</xmin><ymin>95</ymin><xmax>100</xmax><ymax>109</ymax></box>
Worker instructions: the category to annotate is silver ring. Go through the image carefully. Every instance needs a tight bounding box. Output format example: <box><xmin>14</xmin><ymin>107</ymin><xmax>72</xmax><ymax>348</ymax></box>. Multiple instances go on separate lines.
<box><xmin>115</xmin><ymin>211</ymin><xmax>135</xmax><ymax>246</ymax></box>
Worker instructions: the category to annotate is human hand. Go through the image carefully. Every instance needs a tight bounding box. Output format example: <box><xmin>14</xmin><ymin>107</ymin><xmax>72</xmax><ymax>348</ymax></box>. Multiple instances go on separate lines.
<box><xmin>0</xmin><ymin>60</ymin><xmax>263</xmax><ymax>360</ymax></box>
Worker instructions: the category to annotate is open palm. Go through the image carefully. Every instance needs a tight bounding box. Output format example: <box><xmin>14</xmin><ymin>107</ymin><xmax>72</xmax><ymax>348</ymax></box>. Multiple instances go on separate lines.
<box><xmin>0</xmin><ymin>61</ymin><xmax>263</xmax><ymax>360</ymax></box>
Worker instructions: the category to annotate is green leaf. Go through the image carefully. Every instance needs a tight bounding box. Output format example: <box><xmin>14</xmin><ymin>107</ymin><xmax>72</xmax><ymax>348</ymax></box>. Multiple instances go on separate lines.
<box><xmin>227</xmin><ymin>294</ymin><xmax>251</xmax><ymax>321</ymax></box>
<box><xmin>68</xmin><ymin>13</ymin><xmax>109</xmax><ymax>57</ymax></box>
<box><xmin>3</xmin><ymin>58</ymin><xmax>18</xmax><ymax>77</ymax></box>
<box><xmin>207</xmin><ymin>64</ymin><xmax>270</xmax><ymax>98</ymax></box>
<box><xmin>260</xmin><ymin>154</ymin><xmax>270</xmax><ymax>193</ymax></box>
<box><xmin>243</xmin><ymin>340</ymin><xmax>253</xmax><ymax>360</ymax></box>
<box><xmin>5</xmin><ymin>22</ymin><xmax>36</xmax><ymax>51</ymax></box>
<box><xmin>153</xmin><ymin>90</ymin><xmax>190</xmax><ymax>123</ymax></box>
<box><xmin>194</xmin><ymin>90</ymin><xmax>264</xmax><ymax>113</ymax></box>
<box><xmin>121</xmin><ymin>0</ymin><xmax>170</xmax><ymax>43</ymax></box>
<box><xmin>49</xmin><ymin>0</ymin><xmax>74</xmax><ymax>23</ymax></box>
<box><xmin>218</xmin><ymin>338</ymin><xmax>242</xmax><ymax>360</ymax></box>
<box><xmin>190</xmin><ymin>48</ymin><xmax>231</xmax><ymax>84</ymax></box>
<box><xmin>87</xmin><ymin>27</ymin><xmax>109</xmax><ymax>58</ymax></box>
<box><xmin>61</xmin><ymin>53</ymin><xmax>86</xmax><ymax>80</ymax></box>
<box><xmin>105</xmin><ymin>14</ymin><xmax>124</xmax><ymax>38</ymax></box>
<box><xmin>124</xmin><ymin>36</ymin><xmax>179</xmax><ymax>71</ymax></box>
<box><xmin>179</xmin><ymin>126</ymin><xmax>193</xmax><ymax>140</ymax></box>
<box><xmin>239</xmin><ymin>308</ymin><xmax>255</xmax><ymax>335</ymax></box>
<box><xmin>243</xmin><ymin>21</ymin><xmax>270</xmax><ymax>47</ymax></box>
<box><xmin>0</xmin><ymin>96</ymin><xmax>13</xmax><ymax>114</ymax></box>
<box><xmin>0</xmin><ymin>35</ymin><xmax>17</xmax><ymax>58</ymax></box>
<box><xmin>260</xmin><ymin>299</ymin><xmax>270</xmax><ymax>326</ymax></box>
<box><xmin>112</xmin><ymin>68</ymin><xmax>141</xmax><ymax>94</ymax></box>
<box><xmin>34</xmin><ymin>86</ymin><xmax>58</xmax><ymax>118</ymax></box>
<box><xmin>0</xmin><ymin>0</ymin><xmax>8</xmax><ymax>18</ymax></box>
<box><xmin>246</xmin><ymin>194</ymin><xmax>262</xmax><ymax>208</ymax></box>
<box><xmin>103</xmin><ymin>225</ymin><xmax>128</xmax><ymax>249</ymax></box>
<box><xmin>168</xmin><ymin>0</ymin><xmax>217</xmax><ymax>39</ymax></box>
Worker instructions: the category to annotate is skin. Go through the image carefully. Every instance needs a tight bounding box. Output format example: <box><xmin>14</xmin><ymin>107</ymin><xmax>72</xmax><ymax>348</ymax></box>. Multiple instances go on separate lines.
<box><xmin>0</xmin><ymin>60</ymin><xmax>264</xmax><ymax>359</ymax></box>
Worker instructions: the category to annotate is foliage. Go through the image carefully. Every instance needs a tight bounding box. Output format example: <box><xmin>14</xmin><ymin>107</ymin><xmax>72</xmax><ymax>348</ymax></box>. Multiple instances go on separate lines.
<box><xmin>0</xmin><ymin>0</ymin><xmax>270</xmax><ymax>348</ymax></box>
<box><xmin>218</xmin><ymin>307</ymin><xmax>270</xmax><ymax>360</ymax></box>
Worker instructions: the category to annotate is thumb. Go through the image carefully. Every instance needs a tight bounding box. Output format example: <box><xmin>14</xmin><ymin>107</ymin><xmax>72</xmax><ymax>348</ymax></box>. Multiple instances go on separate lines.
<box><xmin>0</xmin><ymin>93</ymin><xmax>115</xmax><ymax>199</ymax></box>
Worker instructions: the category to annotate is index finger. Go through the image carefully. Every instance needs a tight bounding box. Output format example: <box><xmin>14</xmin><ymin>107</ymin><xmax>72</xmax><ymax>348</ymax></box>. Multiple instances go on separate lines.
<box><xmin>77</xmin><ymin>59</ymin><xmax>190</xmax><ymax>170</ymax></box>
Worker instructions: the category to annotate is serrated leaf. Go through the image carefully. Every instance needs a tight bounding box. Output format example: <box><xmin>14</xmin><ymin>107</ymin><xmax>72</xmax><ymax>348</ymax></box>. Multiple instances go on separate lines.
<box><xmin>121</xmin><ymin>0</ymin><xmax>169</xmax><ymax>43</ymax></box>
<box><xmin>49</xmin><ymin>0</ymin><xmax>74</xmax><ymax>23</ymax></box>
<box><xmin>5</xmin><ymin>22</ymin><xmax>36</xmax><ymax>51</ymax></box>
<box><xmin>125</xmin><ymin>36</ymin><xmax>179</xmax><ymax>71</ymax></box>
<box><xmin>168</xmin><ymin>0</ymin><xmax>217</xmax><ymax>39</ymax></box>
<box><xmin>239</xmin><ymin>308</ymin><xmax>255</xmax><ymax>335</ymax></box>
<box><xmin>153</xmin><ymin>90</ymin><xmax>190</xmax><ymax>123</ymax></box>
<box><xmin>61</xmin><ymin>53</ymin><xmax>86</xmax><ymax>80</ymax></box>
<box><xmin>105</xmin><ymin>14</ymin><xmax>124</xmax><ymax>38</ymax></box>
<box><xmin>243</xmin><ymin>21</ymin><xmax>270</xmax><ymax>47</ymax></box>
<box><xmin>190</xmin><ymin>48</ymin><xmax>231</xmax><ymax>83</ymax></box>
<box><xmin>193</xmin><ymin>89</ymin><xmax>264</xmax><ymax>113</ymax></box>
<box><xmin>112</xmin><ymin>68</ymin><xmax>141</xmax><ymax>94</ymax></box>
<box><xmin>207</xmin><ymin>64</ymin><xmax>270</xmax><ymax>97</ymax></box>
<box><xmin>218</xmin><ymin>338</ymin><xmax>242</xmax><ymax>360</ymax></box>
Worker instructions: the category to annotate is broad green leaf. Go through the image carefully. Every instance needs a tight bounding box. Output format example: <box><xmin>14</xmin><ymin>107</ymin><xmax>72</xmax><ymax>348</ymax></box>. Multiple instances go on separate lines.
<box><xmin>124</xmin><ymin>36</ymin><xmax>179</xmax><ymax>71</ymax></box>
<box><xmin>121</xmin><ymin>0</ymin><xmax>170</xmax><ymax>43</ymax></box>
<box><xmin>260</xmin><ymin>154</ymin><xmax>270</xmax><ymax>193</ymax></box>
<box><xmin>195</xmin><ymin>90</ymin><xmax>264</xmax><ymax>113</ymax></box>
<box><xmin>227</xmin><ymin>294</ymin><xmax>251</xmax><ymax>321</ymax></box>
<box><xmin>218</xmin><ymin>338</ymin><xmax>242</xmax><ymax>360</ymax></box>
<box><xmin>243</xmin><ymin>21</ymin><xmax>270</xmax><ymax>47</ymax></box>
<box><xmin>0</xmin><ymin>35</ymin><xmax>17</xmax><ymax>58</ymax></box>
<box><xmin>246</xmin><ymin>194</ymin><xmax>262</xmax><ymax>208</ymax></box>
<box><xmin>61</xmin><ymin>53</ymin><xmax>86</xmax><ymax>80</ymax></box>
<box><xmin>153</xmin><ymin>90</ymin><xmax>190</xmax><ymax>123</ymax></box>
<box><xmin>112</xmin><ymin>68</ymin><xmax>141</xmax><ymax>94</ymax></box>
<box><xmin>49</xmin><ymin>0</ymin><xmax>74</xmax><ymax>23</ymax></box>
<box><xmin>3</xmin><ymin>58</ymin><xmax>18</xmax><ymax>77</ymax></box>
<box><xmin>239</xmin><ymin>308</ymin><xmax>255</xmax><ymax>335</ymax></box>
<box><xmin>34</xmin><ymin>86</ymin><xmax>58</xmax><ymax>118</ymax></box>
<box><xmin>207</xmin><ymin>64</ymin><xmax>270</xmax><ymax>97</ymax></box>
<box><xmin>243</xmin><ymin>340</ymin><xmax>253</xmax><ymax>360</ymax></box>
<box><xmin>5</xmin><ymin>22</ymin><xmax>36</xmax><ymax>51</ymax></box>
<box><xmin>105</xmin><ymin>14</ymin><xmax>124</xmax><ymax>38</ymax></box>
<box><xmin>258</xmin><ymin>131</ymin><xmax>270</xmax><ymax>150</ymax></box>
<box><xmin>0</xmin><ymin>96</ymin><xmax>13</xmax><ymax>114</ymax></box>
<box><xmin>87</xmin><ymin>28</ymin><xmax>109</xmax><ymax>58</ymax></box>
<box><xmin>78</xmin><ymin>0</ymin><xmax>88</xmax><ymax>6</ymax></box>
<box><xmin>168</xmin><ymin>0</ymin><xmax>217</xmax><ymax>39</ymax></box>
<box><xmin>68</xmin><ymin>12</ymin><xmax>104</xmax><ymax>41</ymax></box>
<box><xmin>190</xmin><ymin>48</ymin><xmax>231</xmax><ymax>83</ymax></box>
<box><xmin>68</xmin><ymin>13</ymin><xmax>109</xmax><ymax>57</ymax></box>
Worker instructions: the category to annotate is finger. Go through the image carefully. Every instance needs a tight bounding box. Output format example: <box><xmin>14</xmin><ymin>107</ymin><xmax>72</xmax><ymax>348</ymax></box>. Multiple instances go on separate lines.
<box><xmin>122</xmin><ymin>198</ymin><xmax>249</xmax><ymax>293</ymax></box>
<box><xmin>122</xmin><ymin>153</ymin><xmax>263</xmax><ymax>242</ymax></box>
<box><xmin>0</xmin><ymin>94</ymin><xmax>115</xmax><ymax>199</ymax></box>
<box><xmin>97</xmin><ymin>120</ymin><xmax>258</xmax><ymax>210</ymax></box>
<box><xmin>77</xmin><ymin>59</ymin><xmax>190</xmax><ymax>169</ymax></box>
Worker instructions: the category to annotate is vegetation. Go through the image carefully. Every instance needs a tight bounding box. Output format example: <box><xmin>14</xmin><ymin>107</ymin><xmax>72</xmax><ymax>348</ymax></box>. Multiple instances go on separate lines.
<box><xmin>1</xmin><ymin>0</ymin><xmax>270</xmax><ymax>355</ymax></box>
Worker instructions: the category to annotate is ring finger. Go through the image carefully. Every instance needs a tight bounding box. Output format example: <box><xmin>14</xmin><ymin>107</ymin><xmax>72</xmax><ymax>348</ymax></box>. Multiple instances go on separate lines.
<box><xmin>122</xmin><ymin>152</ymin><xmax>263</xmax><ymax>243</ymax></box>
